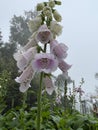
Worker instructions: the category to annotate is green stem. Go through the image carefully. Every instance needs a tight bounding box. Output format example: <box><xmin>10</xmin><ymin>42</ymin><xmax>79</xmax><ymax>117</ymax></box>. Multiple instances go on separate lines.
<box><xmin>72</xmin><ymin>81</ymin><xmax>76</xmax><ymax>110</ymax></box>
<box><xmin>44</xmin><ymin>43</ymin><xmax>47</xmax><ymax>52</ymax></box>
<box><xmin>64</xmin><ymin>80</ymin><xmax>67</xmax><ymax>111</ymax></box>
<box><xmin>37</xmin><ymin>72</ymin><xmax>44</xmax><ymax>130</ymax></box>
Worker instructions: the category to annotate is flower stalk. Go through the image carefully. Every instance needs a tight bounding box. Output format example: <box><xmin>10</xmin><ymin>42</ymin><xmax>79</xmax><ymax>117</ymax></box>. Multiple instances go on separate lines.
<box><xmin>37</xmin><ymin>72</ymin><xmax>44</xmax><ymax>130</ymax></box>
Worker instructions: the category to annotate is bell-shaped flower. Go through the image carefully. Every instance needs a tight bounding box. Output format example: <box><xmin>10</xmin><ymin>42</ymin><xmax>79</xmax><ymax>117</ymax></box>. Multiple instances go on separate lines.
<box><xmin>32</xmin><ymin>53</ymin><xmax>58</xmax><ymax>73</ymax></box>
<box><xmin>19</xmin><ymin>81</ymin><xmax>31</xmax><ymax>93</ymax></box>
<box><xmin>28</xmin><ymin>16</ymin><xmax>42</xmax><ymax>33</ymax></box>
<box><xmin>58</xmin><ymin>60</ymin><xmax>72</xmax><ymax>73</ymax></box>
<box><xmin>37</xmin><ymin>24</ymin><xmax>52</xmax><ymax>44</ymax></box>
<box><xmin>50</xmin><ymin>21</ymin><xmax>62</xmax><ymax>36</ymax></box>
<box><xmin>23</xmin><ymin>32</ymin><xmax>38</xmax><ymax>51</ymax></box>
<box><xmin>44</xmin><ymin>76</ymin><xmax>55</xmax><ymax>95</ymax></box>
<box><xmin>14</xmin><ymin>47</ymin><xmax>37</xmax><ymax>71</ymax></box>
<box><xmin>50</xmin><ymin>39</ymin><xmax>58</xmax><ymax>49</ymax></box>
<box><xmin>50</xmin><ymin>40</ymin><xmax>68</xmax><ymax>60</ymax></box>
<box><xmin>15</xmin><ymin>65</ymin><xmax>34</xmax><ymax>84</ymax></box>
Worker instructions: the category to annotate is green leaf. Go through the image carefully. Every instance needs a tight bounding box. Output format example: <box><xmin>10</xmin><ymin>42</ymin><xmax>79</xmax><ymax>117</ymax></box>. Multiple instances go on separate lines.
<box><xmin>77</xmin><ymin>128</ymin><xmax>83</xmax><ymax>130</ymax></box>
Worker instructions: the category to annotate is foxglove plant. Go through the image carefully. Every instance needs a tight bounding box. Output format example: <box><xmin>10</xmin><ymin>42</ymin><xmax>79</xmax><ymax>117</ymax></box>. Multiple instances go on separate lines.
<box><xmin>74</xmin><ymin>78</ymin><xmax>85</xmax><ymax>113</ymax></box>
<box><xmin>14</xmin><ymin>0</ymin><xmax>71</xmax><ymax>130</ymax></box>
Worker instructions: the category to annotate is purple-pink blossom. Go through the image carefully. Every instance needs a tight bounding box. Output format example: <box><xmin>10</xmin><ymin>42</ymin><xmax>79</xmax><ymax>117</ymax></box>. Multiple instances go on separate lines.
<box><xmin>58</xmin><ymin>60</ymin><xmax>71</xmax><ymax>73</ymax></box>
<box><xmin>14</xmin><ymin>47</ymin><xmax>37</xmax><ymax>71</ymax></box>
<box><xmin>15</xmin><ymin>65</ymin><xmax>34</xmax><ymax>92</ymax></box>
<box><xmin>23</xmin><ymin>37</ymin><xmax>38</xmax><ymax>51</ymax></box>
<box><xmin>15</xmin><ymin>65</ymin><xmax>34</xmax><ymax>83</ymax></box>
<box><xmin>37</xmin><ymin>24</ymin><xmax>52</xmax><ymax>43</ymax></box>
<box><xmin>19</xmin><ymin>81</ymin><xmax>31</xmax><ymax>93</ymax></box>
<box><xmin>50</xmin><ymin>40</ymin><xmax>68</xmax><ymax>60</ymax></box>
<box><xmin>32</xmin><ymin>53</ymin><xmax>58</xmax><ymax>73</ymax></box>
<box><xmin>44</xmin><ymin>76</ymin><xmax>55</xmax><ymax>95</ymax></box>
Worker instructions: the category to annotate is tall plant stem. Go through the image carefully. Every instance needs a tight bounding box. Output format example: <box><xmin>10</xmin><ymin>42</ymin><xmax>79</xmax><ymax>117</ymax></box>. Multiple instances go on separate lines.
<box><xmin>37</xmin><ymin>72</ymin><xmax>44</xmax><ymax>130</ymax></box>
<box><xmin>64</xmin><ymin>80</ymin><xmax>67</xmax><ymax>111</ymax></box>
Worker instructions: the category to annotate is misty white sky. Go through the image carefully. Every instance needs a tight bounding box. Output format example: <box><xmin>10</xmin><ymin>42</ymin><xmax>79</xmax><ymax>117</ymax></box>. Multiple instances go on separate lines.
<box><xmin>0</xmin><ymin>0</ymin><xmax>98</xmax><ymax>95</ymax></box>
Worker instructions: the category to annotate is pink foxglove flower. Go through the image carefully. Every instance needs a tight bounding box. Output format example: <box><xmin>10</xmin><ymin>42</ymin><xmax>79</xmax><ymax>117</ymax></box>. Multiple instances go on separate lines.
<box><xmin>58</xmin><ymin>60</ymin><xmax>71</xmax><ymax>73</ymax></box>
<box><xmin>19</xmin><ymin>81</ymin><xmax>31</xmax><ymax>93</ymax></box>
<box><xmin>15</xmin><ymin>65</ymin><xmax>34</xmax><ymax>84</ymax></box>
<box><xmin>23</xmin><ymin>32</ymin><xmax>38</xmax><ymax>51</ymax></box>
<box><xmin>32</xmin><ymin>53</ymin><xmax>58</xmax><ymax>73</ymax></box>
<box><xmin>14</xmin><ymin>47</ymin><xmax>37</xmax><ymax>71</ymax></box>
<box><xmin>37</xmin><ymin>24</ymin><xmax>52</xmax><ymax>43</ymax></box>
<box><xmin>44</xmin><ymin>76</ymin><xmax>55</xmax><ymax>95</ymax></box>
<box><xmin>50</xmin><ymin>39</ymin><xmax>58</xmax><ymax>49</ymax></box>
<box><xmin>50</xmin><ymin>40</ymin><xmax>68</xmax><ymax>60</ymax></box>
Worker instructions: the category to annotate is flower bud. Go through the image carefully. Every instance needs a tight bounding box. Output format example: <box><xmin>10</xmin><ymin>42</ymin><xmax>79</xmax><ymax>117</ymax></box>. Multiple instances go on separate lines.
<box><xmin>55</xmin><ymin>1</ymin><xmax>61</xmax><ymax>5</ymax></box>
<box><xmin>53</xmin><ymin>10</ymin><xmax>62</xmax><ymax>22</ymax></box>
<box><xmin>43</xmin><ymin>6</ymin><xmax>52</xmax><ymax>18</ymax></box>
<box><xmin>28</xmin><ymin>16</ymin><xmax>42</xmax><ymax>33</ymax></box>
<box><xmin>50</xmin><ymin>21</ymin><xmax>62</xmax><ymax>36</ymax></box>
<box><xmin>49</xmin><ymin>0</ymin><xmax>55</xmax><ymax>8</ymax></box>
<box><xmin>36</xmin><ymin>3</ymin><xmax>44</xmax><ymax>11</ymax></box>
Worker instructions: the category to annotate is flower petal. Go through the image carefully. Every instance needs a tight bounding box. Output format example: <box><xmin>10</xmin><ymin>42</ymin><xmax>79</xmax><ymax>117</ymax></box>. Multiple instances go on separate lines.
<box><xmin>50</xmin><ymin>41</ymin><xmax>68</xmax><ymax>60</ymax></box>
<box><xmin>58</xmin><ymin>60</ymin><xmax>72</xmax><ymax>73</ymax></box>
<box><xmin>37</xmin><ymin>24</ymin><xmax>52</xmax><ymax>43</ymax></box>
<box><xmin>19</xmin><ymin>82</ymin><xmax>31</xmax><ymax>93</ymax></box>
<box><xmin>23</xmin><ymin>32</ymin><xmax>38</xmax><ymax>51</ymax></box>
<box><xmin>44</xmin><ymin>77</ymin><xmax>55</xmax><ymax>95</ymax></box>
<box><xmin>14</xmin><ymin>47</ymin><xmax>37</xmax><ymax>71</ymax></box>
<box><xmin>32</xmin><ymin>53</ymin><xmax>58</xmax><ymax>73</ymax></box>
<box><xmin>15</xmin><ymin>65</ymin><xmax>34</xmax><ymax>83</ymax></box>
